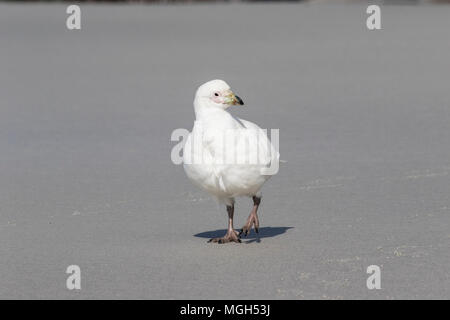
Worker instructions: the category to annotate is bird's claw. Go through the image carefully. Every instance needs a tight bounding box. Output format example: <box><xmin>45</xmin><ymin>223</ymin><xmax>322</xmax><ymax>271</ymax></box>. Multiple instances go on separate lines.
<box><xmin>240</xmin><ymin>213</ymin><xmax>259</xmax><ymax>237</ymax></box>
<box><xmin>208</xmin><ymin>230</ymin><xmax>241</xmax><ymax>244</ymax></box>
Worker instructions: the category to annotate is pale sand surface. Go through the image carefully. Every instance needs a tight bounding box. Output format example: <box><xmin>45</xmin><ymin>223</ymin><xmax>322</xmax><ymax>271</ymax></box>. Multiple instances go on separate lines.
<box><xmin>0</xmin><ymin>3</ymin><xmax>449</xmax><ymax>299</ymax></box>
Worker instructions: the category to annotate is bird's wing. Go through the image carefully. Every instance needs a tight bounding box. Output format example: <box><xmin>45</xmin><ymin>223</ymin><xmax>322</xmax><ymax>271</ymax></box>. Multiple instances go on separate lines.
<box><xmin>236</xmin><ymin>118</ymin><xmax>279</xmax><ymax>168</ymax></box>
<box><xmin>201</xmin><ymin>116</ymin><xmax>279</xmax><ymax>171</ymax></box>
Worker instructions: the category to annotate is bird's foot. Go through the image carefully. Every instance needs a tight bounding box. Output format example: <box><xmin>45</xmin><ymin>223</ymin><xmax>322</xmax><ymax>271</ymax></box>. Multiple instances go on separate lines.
<box><xmin>240</xmin><ymin>212</ymin><xmax>259</xmax><ymax>237</ymax></box>
<box><xmin>208</xmin><ymin>229</ymin><xmax>241</xmax><ymax>244</ymax></box>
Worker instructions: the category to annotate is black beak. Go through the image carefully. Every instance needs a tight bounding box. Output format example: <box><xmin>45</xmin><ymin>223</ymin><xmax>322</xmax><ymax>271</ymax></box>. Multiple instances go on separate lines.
<box><xmin>235</xmin><ymin>95</ymin><xmax>244</xmax><ymax>105</ymax></box>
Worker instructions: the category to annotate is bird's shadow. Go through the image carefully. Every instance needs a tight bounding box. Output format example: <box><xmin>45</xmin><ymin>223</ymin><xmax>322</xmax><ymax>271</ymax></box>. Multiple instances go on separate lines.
<box><xmin>194</xmin><ymin>226</ymin><xmax>293</xmax><ymax>244</ymax></box>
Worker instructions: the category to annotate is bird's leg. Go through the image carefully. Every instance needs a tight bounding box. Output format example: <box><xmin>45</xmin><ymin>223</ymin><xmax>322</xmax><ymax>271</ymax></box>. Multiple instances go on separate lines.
<box><xmin>240</xmin><ymin>196</ymin><xmax>261</xmax><ymax>236</ymax></box>
<box><xmin>208</xmin><ymin>204</ymin><xmax>241</xmax><ymax>244</ymax></box>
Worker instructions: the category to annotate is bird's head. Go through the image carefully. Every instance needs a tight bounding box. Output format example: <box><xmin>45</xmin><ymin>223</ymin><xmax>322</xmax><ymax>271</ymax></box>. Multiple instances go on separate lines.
<box><xmin>194</xmin><ymin>79</ymin><xmax>244</xmax><ymax>112</ymax></box>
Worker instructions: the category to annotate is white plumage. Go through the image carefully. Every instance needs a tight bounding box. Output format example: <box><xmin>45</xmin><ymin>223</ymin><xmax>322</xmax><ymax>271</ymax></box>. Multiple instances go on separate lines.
<box><xmin>182</xmin><ymin>79</ymin><xmax>279</xmax><ymax>243</ymax></box>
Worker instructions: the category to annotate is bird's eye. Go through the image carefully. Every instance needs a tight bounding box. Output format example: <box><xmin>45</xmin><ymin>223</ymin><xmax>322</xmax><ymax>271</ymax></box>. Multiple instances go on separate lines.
<box><xmin>214</xmin><ymin>92</ymin><xmax>219</xmax><ymax>97</ymax></box>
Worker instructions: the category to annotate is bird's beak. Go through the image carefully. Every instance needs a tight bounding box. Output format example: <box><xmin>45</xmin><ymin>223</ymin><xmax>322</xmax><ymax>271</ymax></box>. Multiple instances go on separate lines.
<box><xmin>225</xmin><ymin>91</ymin><xmax>244</xmax><ymax>106</ymax></box>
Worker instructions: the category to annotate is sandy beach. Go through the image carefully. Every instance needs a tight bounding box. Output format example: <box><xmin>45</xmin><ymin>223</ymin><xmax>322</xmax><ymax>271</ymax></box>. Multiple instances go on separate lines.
<box><xmin>0</xmin><ymin>3</ymin><xmax>449</xmax><ymax>299</ymax></box>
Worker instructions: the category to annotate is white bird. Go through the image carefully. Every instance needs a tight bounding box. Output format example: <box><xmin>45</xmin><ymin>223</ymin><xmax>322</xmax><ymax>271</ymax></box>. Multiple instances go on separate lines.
<box><xmin>183</xmin><ymin>79</ymin><xmax>279</xmax><ymax>243</ymax></box>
